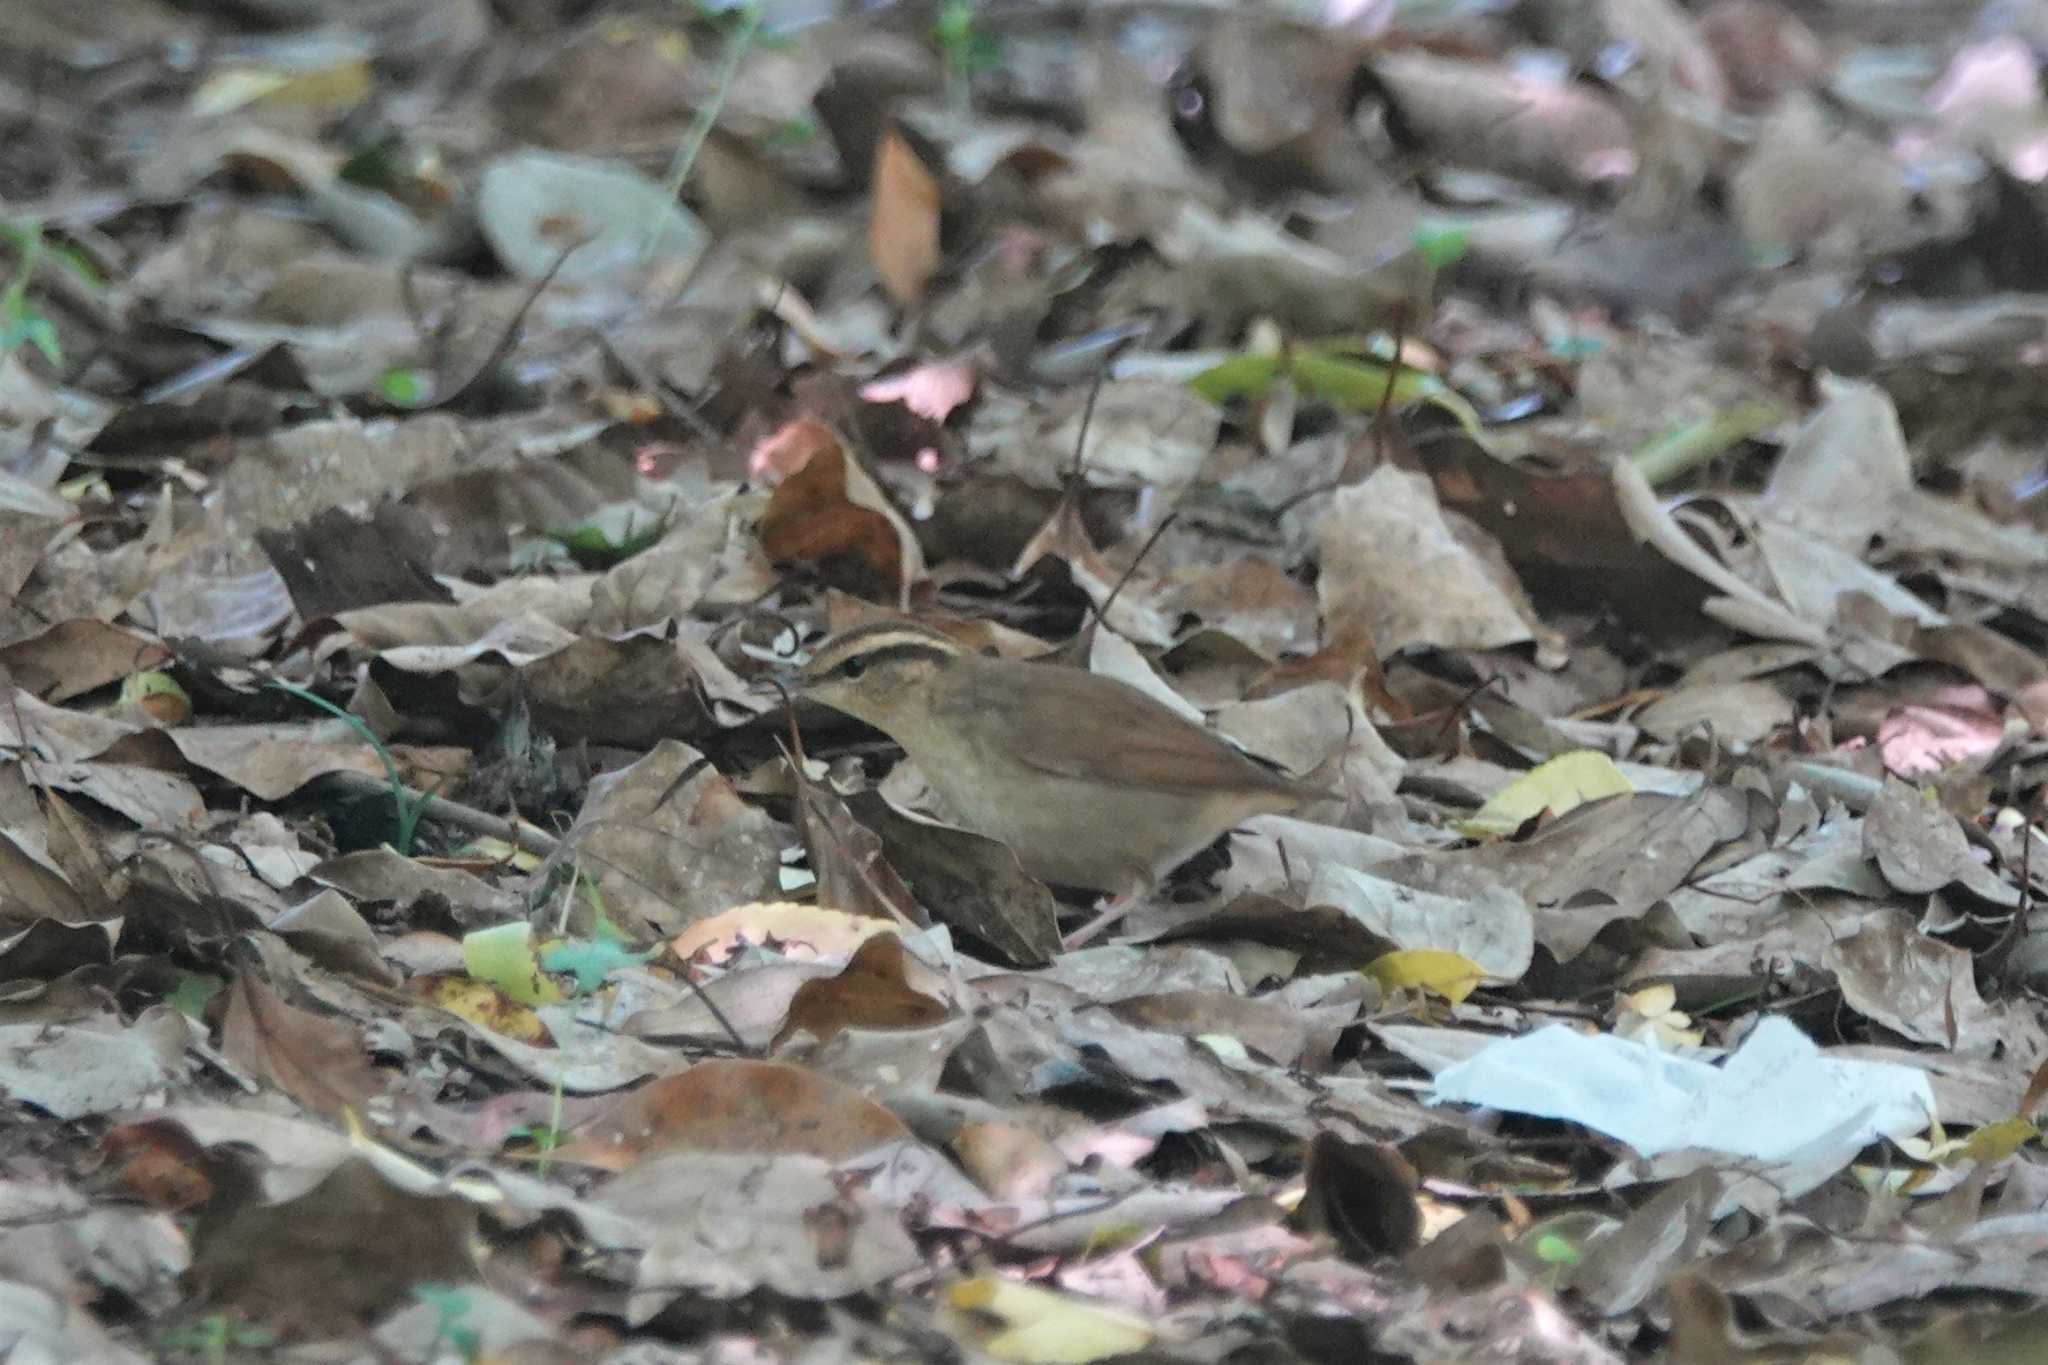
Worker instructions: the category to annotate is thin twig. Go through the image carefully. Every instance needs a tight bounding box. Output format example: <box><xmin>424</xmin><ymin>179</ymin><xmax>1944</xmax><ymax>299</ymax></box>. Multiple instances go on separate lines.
<box><xmin>429</xmin><ymin>235</ymin><xmax>587</xmax><ymax>409</ymax></box>
<box><xmin>320</xmin><ymin>770</ymin><xmax>561</xmax><ymax>858</ymax></box>
<box><xmin>1087</xmin><ymin>510</ymin><xmax>1179</xmax><ymax>648</ymax></box>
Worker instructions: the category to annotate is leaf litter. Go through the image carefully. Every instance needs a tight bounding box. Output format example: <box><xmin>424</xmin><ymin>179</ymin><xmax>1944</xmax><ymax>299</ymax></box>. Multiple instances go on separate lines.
<box><xmin>2</xmin><ymin>0</ymin><xmax>2048</xmax><ymax>1360</ymax></box>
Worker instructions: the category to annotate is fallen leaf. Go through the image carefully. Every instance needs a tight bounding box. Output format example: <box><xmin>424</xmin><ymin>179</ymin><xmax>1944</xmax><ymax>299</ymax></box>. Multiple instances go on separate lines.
<box><xmin>942</xmin><ymin>1276</ymin><xmax>1155</xmax><ymax>1364</ymax></box>
<box><xmin>1363</xmin><ymin>948</ymin><xmax>1488</xmax><ymax>1004</ymax></box>
<box><xmin>551</xmin><ymin>1058</ymin><xmax>913</xmax><ymax>1169</ymax></box>
<box><xmin>775</xmin><ymin>933</ymin><xmax>951</xmax><ymax>1047</ymax></box>
<box><xmin>869</xmin><ymin>127</ymin><xmax>941</xmax><ymax>307</ymax></box>
<box><xmin>1456</xmin><ymin>751</ymin><xmax>1635</xmax><ymax>837</ymax></box>
<box><xmin>217</xmin><ymin>969</ymin><xmax>382</xmax><ymax>1121</ymax></box>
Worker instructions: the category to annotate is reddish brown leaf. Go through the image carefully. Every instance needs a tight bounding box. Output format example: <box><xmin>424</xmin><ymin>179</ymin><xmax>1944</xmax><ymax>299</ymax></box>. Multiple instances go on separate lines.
<box><xmin>775</xmin><ymin>933</ymin><xmax>951</xmax><ymax>1048</ymax></box>
<box><xmin>101</xmin><ymin>1120</ymin><xmax>215</xmax><ymax>1212</ymax></box>
<box><xmin>758</xmin><ymin>424</ymin><xmax>920</xmax><ymax>598</ymax></box>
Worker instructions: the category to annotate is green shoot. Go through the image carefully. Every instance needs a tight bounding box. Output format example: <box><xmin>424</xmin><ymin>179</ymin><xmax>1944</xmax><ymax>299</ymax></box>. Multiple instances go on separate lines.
<box><xmin>0</xmin><ymin>222</ymin><xmax>61</xmax><ymax>369</ymax></box>
<box><xmin>267</xmin><ymin>679</ymin><xmax>436</xmax><ymax>854</ymax></box>
<box><xmin>0</xmin><ymin>218</ymin><xmax>101</xmax><ymax>289</ymax></box>
<box><xmin>933</xmin><ymin>0</ymin><xmax>1000</xmax><ymax>105</ymax></box>
<box><xmin>657</xmin><ymin>0</ymin><xmax>763</xmax><ymax>221</ymax></box>
<box><xmin>156</xmin><ymin>1313</ymin><xmax>278</xmax><ymax>1364</ymax></box>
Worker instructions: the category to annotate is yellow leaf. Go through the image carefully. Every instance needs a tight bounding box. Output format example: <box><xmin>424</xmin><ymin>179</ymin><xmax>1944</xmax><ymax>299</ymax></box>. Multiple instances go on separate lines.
<box><xmin>443</xmin><ymin>835</ymin><xmax>545</xmax><ymax>872</ymax></box>
<box><xmin>120</xmin><ymin>670</ymin><xmax>191</xmax><ymax>727</ymax></box>
<box><xmin>943</xmin><ymin>1278</ymin><xmax>1154</xmax><ymax>1364</ymax></box>
<box><xmin>1615</xmin><ymin>982</ymin><xmax>1701</xmax><ymax>1047</ymax></box>
<box><xmin>1945</xmin><ymin>1118</ymin><xmax>2039</xmax><ymax>1166</ymax></box>
<box><xmin>418</xmin><ymin>974</ymin><xmax>548</xmax><ymax>1044</ymax></box>
<box><xmin>191</xmin><ymin>57</ymin><xmax>371</xmax><ymax>116</ymax></box>
<box><xmin>1623</xmin><ymin>983</ymin><xmax>1676</xmax><ymax>1017</ymax></box>
<box><xmin>1364</xmin><ymin>949</ymin><xmax>1487</xmax><ymax>1005</ymax></box>
<box><xmin>1456</xmin><ymin>751</ymin><xmax>1633</xmax><ymax>837</ymax></box>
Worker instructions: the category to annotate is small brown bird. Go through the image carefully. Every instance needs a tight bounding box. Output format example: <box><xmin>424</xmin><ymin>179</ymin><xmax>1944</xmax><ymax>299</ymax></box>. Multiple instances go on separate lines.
<box><xmin>796</xmin><ymin>619</ymin><xmax>1323</xmax><ymax>897</ymax></box>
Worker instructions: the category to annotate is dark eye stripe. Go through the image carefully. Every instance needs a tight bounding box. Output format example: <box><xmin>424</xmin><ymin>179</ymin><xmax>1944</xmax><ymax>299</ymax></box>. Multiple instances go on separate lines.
<box><xmin>820</xmin><ymin>643</ymin><xmax>950</xmax><ymax>675</ymax></box>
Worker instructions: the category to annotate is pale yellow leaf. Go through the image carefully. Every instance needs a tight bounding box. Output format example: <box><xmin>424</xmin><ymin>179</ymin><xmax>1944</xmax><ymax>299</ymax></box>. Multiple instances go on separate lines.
<box><xmin>944</xmin><ymin>1278</ymin><xmax>1154</xmax><ymax>1364</ymax></box>
<box><xmin>1456</xmin><ymin>750</ymin><xmax>1634</xmax><ymax>837</ymax></box>
<box><xmin>1364</xmin><ymin>948</ymin><xmax>1487</xmax><ymax>1004</ymax></box>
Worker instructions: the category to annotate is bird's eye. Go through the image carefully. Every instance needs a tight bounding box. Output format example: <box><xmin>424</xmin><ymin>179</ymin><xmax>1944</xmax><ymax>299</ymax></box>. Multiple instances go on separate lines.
<box><xmin>838</xmin><ymin>656</ymin><xmax>867</xmax><ymax>680</ymax></box>
<box><xmin>1174</xmin><ymin>83</ymin><xmax>1205</xmax><ymax>123</ymax></box>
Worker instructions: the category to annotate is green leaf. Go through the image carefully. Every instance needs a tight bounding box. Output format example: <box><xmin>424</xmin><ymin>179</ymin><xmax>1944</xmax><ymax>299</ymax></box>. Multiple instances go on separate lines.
<box><xmin>760</xmin><ymin>116</ymin><xmax>819</xmax><ymax>151</ymax></box>
<box><xmin>1544</xmin><ymin>334</ymin><xmax>1605</xmax><ymax>361</ymax></box>
<box><xmin>1412</xmin><ymin>220</ymin><xmax>1470</xmax><ymax>268</ymax></box>
<box><xmin>934</xmin><ymin>0</ymin><xmax>975</xmax><ymax>45</ymax></box>
<box><xmin>121</xmin><ymin>670</ymin><xmax>191</xmax><ymax>709</ymax></box>
<box><xmin>166</xmin><ymin>970</ymin><xmax>225</xmax><ymax>1020</ymax></box>
<box><xmin>377</xmin><ymin>366</ymin><xmax>427</xmax><ymax>405</ymax></box>
<box><xmin>1631</xmin><ymin>398</ymin><xmax>1782</xmax><ymax>487</ymax></box>
<box><xmin>546</xmin><ymin>501</ymin><xmax>674</xmax><ymax>562</ymax></box>
<box><xmin>411</xmin><ymin>1283</ymin><xmax>473</xmax><ymax>1317</ymax></box>
<box><xmin>24</xmin><ymin>316</ymin><xmax>60</xmax><ymax>367</ymax></box>
<box><xmin>1290</xmin><ymin>349</ymin><xmax>1482</xmax><ymax>433</ymax></box>
<box><xmin>1188</xmin><ymin>350</ymin><xmax>1284</xmax><ymax>403</ymax></box>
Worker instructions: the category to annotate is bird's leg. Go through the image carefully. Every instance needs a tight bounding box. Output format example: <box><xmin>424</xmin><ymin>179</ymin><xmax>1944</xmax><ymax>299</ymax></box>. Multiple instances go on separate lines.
<box><xmin>1059</xmin><ymin>876</ymin><xmax>1152</xmax><ymax>951</ymax></box>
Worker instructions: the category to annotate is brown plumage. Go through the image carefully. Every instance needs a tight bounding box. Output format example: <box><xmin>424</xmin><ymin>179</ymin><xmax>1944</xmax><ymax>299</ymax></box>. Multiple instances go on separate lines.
<box><xmin>798</xmin><ymin>620</ymin><xmax>1321</xmax><ymax>893</ymax></box>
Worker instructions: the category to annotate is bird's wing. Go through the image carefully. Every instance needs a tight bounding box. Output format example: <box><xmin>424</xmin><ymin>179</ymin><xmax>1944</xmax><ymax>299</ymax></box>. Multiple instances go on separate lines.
<box><xmin>966</xmin><ymin>663</ymin><xmax>1306</xmax><ymax>795</ymax></box>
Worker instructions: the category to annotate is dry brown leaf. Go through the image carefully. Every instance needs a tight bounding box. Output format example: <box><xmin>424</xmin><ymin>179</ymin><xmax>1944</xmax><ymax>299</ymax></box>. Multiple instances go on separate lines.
<box><xmin>551</xmin><ymin>1058</ymin><xmax>914</xmax><ymax>1169</ymax></box>
<box><xmin>0</xmin><ymin>621</ymin><xmax>169</xmax><ymax>702</ymax></box>
<box><xmin>797</xmin><ymin>778</ymin><xmax>926</xmax><ymax>929</ymax></box>
<box><xmin>775</xmin><ymin>933</ymin><xmax>952</xmax><ymax>1048</ymax></box>
<box><xmin>191</xmin><ymin>1158</ymin><xmax>475</xmax><ymax>1334</ymax></box>
<box><xmin>869</xmin><ymin>126</ymin><xmax>941</xmax><ymax>307</ymax></box>
<box><xmin>217</xmin><ymin>968</ymin><xmax>382</xmax><ymax>1121</ymax></box>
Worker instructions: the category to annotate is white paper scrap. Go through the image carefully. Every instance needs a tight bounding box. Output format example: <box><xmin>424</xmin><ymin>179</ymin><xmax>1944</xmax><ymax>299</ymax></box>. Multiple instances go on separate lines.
<box><xmin>1430</xmin><ymin>1016</ymin><xmax>1935</xmax><ymax>1166</ymax></box>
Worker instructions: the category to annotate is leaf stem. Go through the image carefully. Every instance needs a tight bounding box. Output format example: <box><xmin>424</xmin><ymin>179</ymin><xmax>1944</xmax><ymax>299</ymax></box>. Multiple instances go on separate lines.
<box><xmin>657</xmin><ymin>4</ymin><xmax>763</xmax><ymax>215</ymax></box>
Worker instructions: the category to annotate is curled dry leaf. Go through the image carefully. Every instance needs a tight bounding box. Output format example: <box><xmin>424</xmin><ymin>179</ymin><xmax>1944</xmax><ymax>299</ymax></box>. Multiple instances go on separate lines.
<box><xmin>555</xmin><ymin>738</ymin><xmax>786</xmax><ymax>939</ymax></box>
<box><xmin>1317</xmin><ymin>465</ymin><xmax>1556</xmax><ymax>658</ymax></box>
